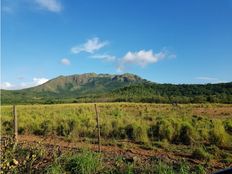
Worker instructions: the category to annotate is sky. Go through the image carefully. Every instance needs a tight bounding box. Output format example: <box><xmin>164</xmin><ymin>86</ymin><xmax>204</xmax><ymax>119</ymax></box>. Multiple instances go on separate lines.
<box><xmin>1</xmin><ymin>0</ymin><xmax>232</xmax><ymax>89</ymax></box>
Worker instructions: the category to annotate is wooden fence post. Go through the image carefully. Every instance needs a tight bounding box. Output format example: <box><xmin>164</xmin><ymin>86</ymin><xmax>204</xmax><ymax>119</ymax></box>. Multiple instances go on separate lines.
<box><xmin>94</xmin><ymin>104</ymin><xmax>101</xmax><ymax>152</ymax></box>
<box><xmin>13</xmin><ymin>105</ymin><xmax>18</xmax><ymax>143</ymax></box>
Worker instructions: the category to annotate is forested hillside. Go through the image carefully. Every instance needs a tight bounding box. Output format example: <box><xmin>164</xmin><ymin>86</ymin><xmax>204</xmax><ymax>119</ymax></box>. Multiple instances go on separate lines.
<box><xmin>1</xmin><ymin>73</ymin><xmax>232</xmax><ymax>104</ymax></box>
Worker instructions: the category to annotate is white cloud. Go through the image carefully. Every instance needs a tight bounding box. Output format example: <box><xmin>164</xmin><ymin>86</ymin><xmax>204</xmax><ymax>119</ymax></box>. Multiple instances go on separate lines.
<box><xmin>0</xmin><ymin>82</ymin><xmax>14</xmax><ymax>89</ymax></box>
<box><xmin>118</xmin><ymin>50</ymin><xmax>166</xmax><ymax>71</ymax></box>
<box><xmin>71</xmin><ymin>37</ymin><xmax>108</xmax><ymax>54</ymax></box>
<box><xmin>35</xmin><ymin>0</ymin><xmax>62</xmax><ymax>12</ymax></box>
<box><xmin>17</xmin><ymin>77</ymin><xmax>49</xmax><ymax>89</ymax></box>
<box><xmin>61</xmin><ymin>58</ymin><xmax>70</xmax><ymax>65</ymax></box>
<box><xmin>91</xmin><ymin>54</ymin><xmax>116</xmax><ymax>61</ymax></box>
<box><xmin>1</xmin><ymin>78</ymin><xmax>48</xmax><ymax>90</ymax></box>
<box><xmin>33</xmin><ymin>78</ymin><xmax>49</xmax><ymax>85</ymax></box>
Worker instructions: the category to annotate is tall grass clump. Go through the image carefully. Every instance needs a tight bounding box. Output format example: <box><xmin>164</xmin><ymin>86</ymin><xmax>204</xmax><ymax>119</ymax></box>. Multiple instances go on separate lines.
<box><xmin>46</xmin><ymin>164</ymin><xmax>63</xmax><ymax>174</ymax></box>
<box><xmin>148</xmin><ymin>119</ymin><xmax>174</xmax><ymax>142</ymax></box>
<box><xmin>133</xmin><ymin>123</ymin><xmax>149</xmax><ymax>144</ymax></box>
<box><xmin>56</xmin><ymin>120</ymin><xmax>75</xmax><ymax>137</ymax></box>
<box><xmin>110</xmin><ymin>119</ymin><xmax>126</xmax><ymax>139</ymax></box>
<box><xmin>33</xmin><ymin>120</ymin><xmax>53</xmax><ymax>136</ymax></box>
<box><xmin>224</xmin><ymin>119</ymin><xmax>232</xmax><ymax>135</ymax></box>
<box><xmin>64</xmin><ymin>150</ymin><xmax>102</xmax><ymax>174</ymax></box>
<box><xmin>178</xmin><ymin>160</ymin><xmax>191</xmax><ymax>174</ymax></box>
<box><xmin>175</xmin><ymin>122</ymin><xmax>195</xmax><ymax>145</ymax></box>
<box><xmin>209</xmin><ymin>120</ymin><xmax>228</xmax><ymax>146</ymax></box>
<box><xmin>125</xmin><ymin>123</ymin><xmax>149</xmax><ymax>144</ymax></box>
<box><xmin>153</xmin><ymin>160</ymin><xmax>175</xmax><ymax>174</ymax></box>
<box><xmin>192</xmin><ymin>147</ymin><xmax>210</xmax><ymax>160</ymax></box>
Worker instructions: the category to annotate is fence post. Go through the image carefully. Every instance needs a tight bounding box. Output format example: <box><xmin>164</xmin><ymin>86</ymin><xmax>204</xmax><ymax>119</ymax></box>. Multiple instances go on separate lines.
<box><xmin>13</xmin><ymin>105</ymin><xmax>18</xmax><ymax>143</ymax></box>
<box><xmin>94</xmin><ymin>104</ymin><xmax>101</xmax><ymax>152</ymax></box>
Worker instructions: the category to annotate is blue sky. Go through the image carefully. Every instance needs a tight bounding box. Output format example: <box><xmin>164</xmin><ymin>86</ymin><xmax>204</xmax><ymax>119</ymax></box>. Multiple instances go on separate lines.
<box><xmin>1</xmin><ymin>0</ymin><xmax>232</xmax><ymax>89</ymax></box>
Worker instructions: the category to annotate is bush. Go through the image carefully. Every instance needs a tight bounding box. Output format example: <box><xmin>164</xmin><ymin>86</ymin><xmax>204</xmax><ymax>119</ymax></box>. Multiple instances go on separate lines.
<box><xmin>65</xmin><ymin>150</ymin><xmax>101</xmax><ymax>174</ymax></box>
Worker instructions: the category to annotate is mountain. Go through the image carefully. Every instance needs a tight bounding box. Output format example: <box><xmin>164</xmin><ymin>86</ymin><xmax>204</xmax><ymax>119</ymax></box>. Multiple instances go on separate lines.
<box><xmin>1</xmin><ymin>73</ymin><xmax>232</xmax><ymax>104</ymax></box>
<box><xmin>1</xmin><ymin>73</ymin><xmax>147</xmax><ymax>104</ymax></box>
<box><xmin>28</xmin><ymin>73</ymin><xmax>146</xmax><ymax>93</ymax></box>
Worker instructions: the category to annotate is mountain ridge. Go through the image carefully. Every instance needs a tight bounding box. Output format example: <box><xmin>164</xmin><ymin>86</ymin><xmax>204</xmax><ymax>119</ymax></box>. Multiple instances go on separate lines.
<box><xmin>1</xmin><ymin>73</ymin><xmax>232</xmax><ymax>104</ymax></box>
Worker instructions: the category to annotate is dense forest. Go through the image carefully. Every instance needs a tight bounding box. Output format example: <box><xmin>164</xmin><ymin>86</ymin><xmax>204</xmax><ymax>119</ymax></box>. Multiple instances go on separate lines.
<box><xmin>107</xmin><ymin>82</ymin><xmax>232</xmax><ymax>104</ymax></box>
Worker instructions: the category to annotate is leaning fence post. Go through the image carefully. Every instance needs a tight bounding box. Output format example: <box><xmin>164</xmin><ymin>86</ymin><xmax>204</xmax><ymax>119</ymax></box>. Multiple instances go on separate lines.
<box><xmin>94</xmin><ymin>104</ymin><xmax>101</xmax><ymax>152</ymax></box>
<box><xmin>13</xmin><ymin>105</ymin><xmax>18</xmax><ymax>143</ymax></box>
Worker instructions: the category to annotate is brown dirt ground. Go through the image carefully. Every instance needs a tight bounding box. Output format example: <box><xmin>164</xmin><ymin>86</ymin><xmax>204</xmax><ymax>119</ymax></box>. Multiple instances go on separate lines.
<box><xmin>17</xmin><ymin>135</ymin><xmax>232</xmax><ymax>173</ymax></box>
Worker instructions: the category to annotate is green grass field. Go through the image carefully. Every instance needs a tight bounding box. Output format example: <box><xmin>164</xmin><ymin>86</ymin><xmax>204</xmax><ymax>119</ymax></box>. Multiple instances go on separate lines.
<box><xmin>1</xmin><ymin>103</ymin><xmax>232</xmax><ymax>173</ymax></box>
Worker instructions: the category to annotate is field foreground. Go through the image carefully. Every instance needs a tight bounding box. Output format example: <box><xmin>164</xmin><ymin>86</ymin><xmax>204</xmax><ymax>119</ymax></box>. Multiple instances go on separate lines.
<box><xmin>1</xmin><ymin>103</ymin><xmax>232</xmax><ymax>173</ymax></box>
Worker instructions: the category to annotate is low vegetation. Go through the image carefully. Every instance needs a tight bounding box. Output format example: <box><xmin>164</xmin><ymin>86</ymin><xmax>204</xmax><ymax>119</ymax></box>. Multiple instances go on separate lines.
<box><xmin>1</xmin><ymin>137</ymin><xmax>208</xmax><ymax>174</ymax></box>
<box><xmin>1</xmin><ymin>103</ymin><xmax>232</xmax><ymax>173</ymax></box>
